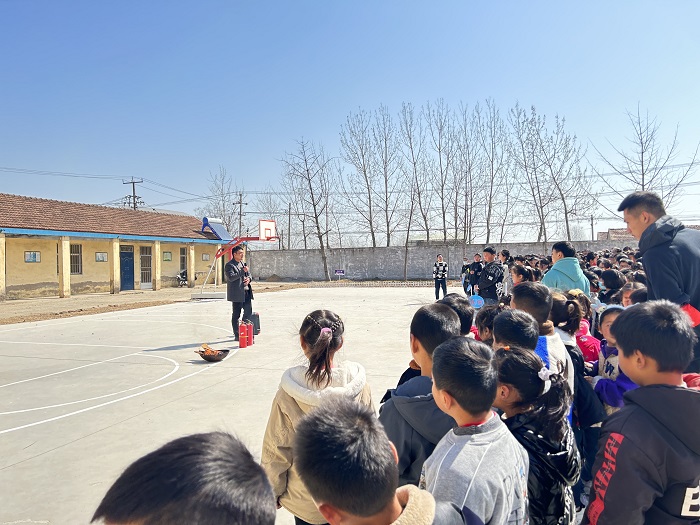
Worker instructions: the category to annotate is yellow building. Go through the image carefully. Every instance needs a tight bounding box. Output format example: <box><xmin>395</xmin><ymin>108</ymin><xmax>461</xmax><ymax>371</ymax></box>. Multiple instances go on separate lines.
<box><xmin>0</xmin><ymin>193</ymin><xmax>230</xmax><ymax>300</ymax></box>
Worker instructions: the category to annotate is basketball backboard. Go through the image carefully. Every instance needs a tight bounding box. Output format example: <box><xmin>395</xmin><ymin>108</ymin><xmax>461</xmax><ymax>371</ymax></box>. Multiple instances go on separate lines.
<box><xmin>259</xmin><ymin>219</ymin><xmax>276</xmax><ymax>241</ymax></box>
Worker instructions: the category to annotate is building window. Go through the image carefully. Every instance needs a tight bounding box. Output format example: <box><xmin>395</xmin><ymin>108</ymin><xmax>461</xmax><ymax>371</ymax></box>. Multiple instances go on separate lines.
<box><xmin>25</xmin><ymin>251</ymin><xmax>41</xmax><ymax>263</ymax></box>
<box><xmin>140</xmin><ymin>246</ymin><xmax>152</xmax><ymax>284</ymax></box>
<box><xmin>70</xmin><ymin>244</ymin><xmax>83</xmax><ymax>274</ymax></box>
<box><xmin>180</xmin><ymin>247</ymin><xmax>187</xmax><ymax>271</ymax></box>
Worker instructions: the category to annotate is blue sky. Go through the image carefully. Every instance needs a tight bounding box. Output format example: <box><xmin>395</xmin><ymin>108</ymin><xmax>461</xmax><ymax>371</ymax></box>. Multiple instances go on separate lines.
<box><xmin>1</xmin><ymin>1</ymin><xmax>700</xmax><ymax>230</ymax></box>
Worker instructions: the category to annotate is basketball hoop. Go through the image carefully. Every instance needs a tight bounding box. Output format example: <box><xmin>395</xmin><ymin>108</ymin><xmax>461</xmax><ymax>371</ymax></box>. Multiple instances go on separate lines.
<box><xmin>193</xmin><ymin>219</ymin><xmax>279</xmax><ymax>300</ymax></box>
<box><xmin>258</xmin><ymin>219</ymin><xmax>277</xmax><ymax>241</ymax></box>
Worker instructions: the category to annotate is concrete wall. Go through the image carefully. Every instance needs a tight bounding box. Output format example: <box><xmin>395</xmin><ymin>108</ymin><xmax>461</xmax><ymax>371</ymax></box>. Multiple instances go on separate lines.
<box><xmin>247</xmin><ymin>240</ymin><xmax>637</xmax><ymax>281</ymax></box>
<box><xmin>70</xmin><ymin>239</ymin><xmax>112</xmax><ymax>295</ymax></box>
<box><xmin>5</xmin><ymin>237</ymin><xmax>59</xmax><ymax>298</ymax></box>
<box><xmin>193</xmin><ymin>244</ymin><xmax>219</xmax><ymax>285</ymax></box>
<box><xmin>161</xmin><ymin>244</ymin><xmax>186</xmax><ymax>287</ymax></box>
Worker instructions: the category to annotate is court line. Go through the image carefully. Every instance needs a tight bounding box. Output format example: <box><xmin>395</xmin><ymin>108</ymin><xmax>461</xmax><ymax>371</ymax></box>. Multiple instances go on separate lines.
<box><xmin>0</xmin><ymin>354</ymin><xmax>180</xmax><ymax>415</ymax></box>
<box><xmin>0</xmin><ymin>351</ymin><xmax>151</xmax><ymax>389</ymax></box>
<box><xmin>0</xmin><ymin>349</ymin><xmax>238</xmax><ymax>435</ymax></box>
<box><xmin>0</xmin><ymin>319</ymin><xmax>85</xmax><ymax>334</ymax></box>
<box><xmin>90</xmin><ymin>318</ymin><xmax>231</xmax><ymax>333</ymax></box>
<box><xmin>0</xmin><ymin>340</ymin><xmax>151</xmax><ymax>350</ymax></box>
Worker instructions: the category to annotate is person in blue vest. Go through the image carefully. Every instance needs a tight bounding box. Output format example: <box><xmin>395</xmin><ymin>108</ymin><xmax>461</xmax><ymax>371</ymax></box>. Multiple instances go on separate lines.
<box><xmin>541</xmin><ymin>241</ymin><xmax>590</xmax><ymax>296</ymax></box>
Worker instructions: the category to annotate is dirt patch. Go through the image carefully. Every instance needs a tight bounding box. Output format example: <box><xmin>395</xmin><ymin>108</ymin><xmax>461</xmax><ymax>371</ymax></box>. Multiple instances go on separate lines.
<box><xmin>0</xmin><ymin>301</ymin><xmax>183</xmax><ymax>325</ymax></box>
<box><xmin>0</xmin><ymin>283</ymin><xmax>308</xmax><ymax>325</ymax></box>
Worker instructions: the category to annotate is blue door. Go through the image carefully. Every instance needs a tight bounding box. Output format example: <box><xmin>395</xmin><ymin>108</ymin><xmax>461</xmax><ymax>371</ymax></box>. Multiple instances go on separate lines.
<box><xmin>120</xmin><ymin>248</ymin><xmax>135</xmax><ymax>291</ymax></box>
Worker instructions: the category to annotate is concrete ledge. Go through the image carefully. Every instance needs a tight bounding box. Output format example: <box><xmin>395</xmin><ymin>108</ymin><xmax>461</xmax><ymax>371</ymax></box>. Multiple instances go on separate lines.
<box><xmin>190</xmin><ymin>292</ymin><xmax>226</xmax><ymax>300</ymax></box>
<box><xmin>306</xmin><ymin>280</ymin><xmax>459</xmax><ymax>288</ymax></box>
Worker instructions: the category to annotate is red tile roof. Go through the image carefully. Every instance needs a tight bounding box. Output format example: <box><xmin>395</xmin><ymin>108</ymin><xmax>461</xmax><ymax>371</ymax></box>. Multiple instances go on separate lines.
<box><xmin>0</xmin><ymin>193</ymin><xmax>218</xmax><ymax>240</ymax></box>
<box><xmin>597</xmin><ymin>228</ymin><xmax>636</xmax><ymax>241</ymax></box>
<box><xmin>597</xmin><ymin>224</ymin><xmax>700</xmax><ymax>241</ymax></box>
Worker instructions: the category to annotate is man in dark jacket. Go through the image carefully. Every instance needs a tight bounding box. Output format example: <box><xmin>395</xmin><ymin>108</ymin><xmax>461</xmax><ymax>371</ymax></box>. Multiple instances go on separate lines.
<box><xmin>618</xmin><ymin>191</ymin><xmax>700</xmax><ymax>371</ymax></box>
<box><xmin>225</xmin><ymin>245</ymin><xmax>252</xmax><ymax>340</ymax></box>
<box><xmin>476</xmin><ymin>246</ymin><xmax>504</xmax><ymax>305</ymax></box>
<box><xmin>467</xmin><ymin>253</ymin><xmax>484</xmax><ymax>296</ymax></box>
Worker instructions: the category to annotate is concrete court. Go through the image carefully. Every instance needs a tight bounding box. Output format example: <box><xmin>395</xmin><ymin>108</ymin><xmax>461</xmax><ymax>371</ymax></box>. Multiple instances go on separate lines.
<box><xmin>0</xmin><ymin>284</ymin><xmax>462</xmax><ymax>525</ymax></box>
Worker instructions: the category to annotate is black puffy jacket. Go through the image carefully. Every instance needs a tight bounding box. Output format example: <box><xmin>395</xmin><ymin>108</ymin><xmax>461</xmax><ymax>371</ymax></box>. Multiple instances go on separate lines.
<box><xmin>566</xmin><ymin>343</ymin><xmax>606</xmax><ymax>428</ymax></box>
<box><xmin>505</xmin><ymin>413</ymin><xmax>581</xmax><ymax>525</ymax></box>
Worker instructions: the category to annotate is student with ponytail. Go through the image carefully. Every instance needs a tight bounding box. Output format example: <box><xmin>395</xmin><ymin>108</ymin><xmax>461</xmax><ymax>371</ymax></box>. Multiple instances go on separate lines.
<box><xmin>510</xmin><ymin>264</ymin><xmax>535</xmax><ymax>286</ymax></box>
<box><xmin>262</xmin><ymin>310</ymin><xmax>373</xmax><ymax>525</ymax></box>
<box><xmin>494</xmin><ymin>346</ymin><xmax>581</xmax><ymax>525</ymax></box>
<box><xmin>551</xmin><ymin>293</ymin><xmax>606</xmax><ymax>510</ymax></box>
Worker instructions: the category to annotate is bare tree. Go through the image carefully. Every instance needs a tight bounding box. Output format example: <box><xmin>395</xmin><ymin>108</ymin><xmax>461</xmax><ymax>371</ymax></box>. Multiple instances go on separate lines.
<box><xmin>340</xmin><ymin>108</ymin><xmax>378</xmax><ymax>247</ymax></box>
<box><xmin>476</xmin><ymin>99</ymin><xmax>510</xmax><ymax>243</ymax></box>
<box><xmin>403</xmin><ymin>171</ymin><xmax>418</xmax><ymax>280</ymax></box>
<box><xmin>398</xmin><ymin>102</ymin><xmax>431</xmax><ymax>242</ymax></box>
<box><xmin>195</xmin><ymin>166</ymin><xmax>244</xmax><ymax>235</ymax></box>
<box><xmin>509</xmin><ymin>104</ymin><xmax>555</xmax><ymax>243</ymax></box>
<box><xmin>593</xmin><ymin>105</ymin><xmax>699</xmax><ymax>207</ymax></box>
<box><xmin>416</xmin><ymin>157</ymin><xmax>437</xmax><ymax>242</ymax></box>
<box><xmin>425</xmin><ymin>99</ymin><xmax>455</xmax><ymax>241</ymax></box>
<box><xmin>280</xmin><ymin>181</ymin><xmax>309</xmax><ymax>250</ymax></box>
<box><xmin>372</xmin><ymin>105</ymin><xmax>403</xmax><ymax>246</ymax></box>
<box><xmin>537</xmin><ymin>115</ymin><xmax>594</xmax><ymax>240</ymax></box>
<box><xmin>455</xmin><ymin>103</ymin><xmax>484</xmax><ymax>243</ymax></box>
<box><xmin>281</xmin><ymin>140</ymin><xmax>333</xmax><ymax>280</ymax></box>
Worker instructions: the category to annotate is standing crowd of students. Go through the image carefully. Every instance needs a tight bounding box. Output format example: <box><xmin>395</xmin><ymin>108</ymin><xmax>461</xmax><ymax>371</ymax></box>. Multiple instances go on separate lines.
<box><xmin>91</xmin><ymin>192</ymin><xmax>700</xmax><ymax>525</ymax></box>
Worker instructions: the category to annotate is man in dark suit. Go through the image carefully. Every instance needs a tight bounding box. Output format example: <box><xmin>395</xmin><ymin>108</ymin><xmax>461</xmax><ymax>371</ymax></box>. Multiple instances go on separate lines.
<box><xmin>225</xmin><ymin>245</ymin><xmax>253</xmax><ymax>340</ymax></box>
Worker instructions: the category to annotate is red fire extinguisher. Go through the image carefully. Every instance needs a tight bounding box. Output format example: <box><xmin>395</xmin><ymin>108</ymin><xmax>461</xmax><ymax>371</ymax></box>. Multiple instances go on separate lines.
<box><xmin>247</xmin><ymin>321</ymin><xmax>254</xmax><ymax>345</ymax></box>
<box><xmin>238</xmin><ymin>321</ymin><xmax>248</xmax><ymax>348</ymax></box>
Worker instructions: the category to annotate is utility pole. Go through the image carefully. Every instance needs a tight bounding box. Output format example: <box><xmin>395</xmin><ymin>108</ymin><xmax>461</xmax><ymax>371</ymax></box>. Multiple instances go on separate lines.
<box><xmin>123</xmin><ymin>178</ymin><xmax>143</xmax><ymax>210</ymax></box>
<box><xmin>235</xmin><ymin>192</ymin><xmax>247</xmax><ymax>237</ymax></box>
<box><xmin>591</xmin><ymin>216</ymin><xmax>594</xmax><ymax>242</ymax></box>
<box><xmin>288</xmin><ymin>202</ymin><xmax>292</xmax><ymax>250</ymax></box>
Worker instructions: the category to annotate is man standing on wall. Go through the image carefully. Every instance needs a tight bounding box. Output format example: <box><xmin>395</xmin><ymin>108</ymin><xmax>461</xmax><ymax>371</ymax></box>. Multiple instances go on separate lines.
<box><xmin>618</xmin><ymin>191</ymin><xmax>700</xmax><ymax>372</ymax></box>
<box><xmin>433</xmin><ymin>253</ymin><xmax>448</xmax><ymax>300</ymax></box>
<box><xmin>225</xmin><ymin>245</ymin><xmax>253</xmax><ymax>341</ymax></box>
<box><xmin>475</xmin><ymin>246</ymin><xmax>503</xmax><ymax>306</ymax></box>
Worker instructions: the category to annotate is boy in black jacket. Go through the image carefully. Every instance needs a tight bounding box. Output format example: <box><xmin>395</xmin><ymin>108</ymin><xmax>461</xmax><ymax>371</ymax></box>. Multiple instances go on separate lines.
<box><xmin>476</xmin><ymin>246</ymin><xmax>503</xmax><ymax>305</ymax></box>
<box><xmin>583</xmin><ymin>300</ymin><xmax>700</xmax><ymax>525</ymax></box>
<box><xmin>378</xmin><ymin>304</ymin><xmax>461</xmax><ymax>486</ymax></box>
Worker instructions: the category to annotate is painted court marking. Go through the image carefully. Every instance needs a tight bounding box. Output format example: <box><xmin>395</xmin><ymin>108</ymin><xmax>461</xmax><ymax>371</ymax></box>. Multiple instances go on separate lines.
<box><xmin>0</xmin><ymin>307</ymin><xmax>239</xmax><ymax>435</ymax></box>
<box><xmin>0</xmin><ymin>348</ymin><xmax>150</xmax><ymax>389</ymax></box>
<box><xmin>91</xmin><ymin>317</ymin><xmax>232</xmax><ymax>334</ymax></box>
<box><xmin>0</xmin><ymin>349</ymin><xmax>238</xmax><ymax>435</ymax></box>
<box><xmin>0</xmin><ymin>353</ymin><xmax>180</xmax><ymax>415</ymax></box>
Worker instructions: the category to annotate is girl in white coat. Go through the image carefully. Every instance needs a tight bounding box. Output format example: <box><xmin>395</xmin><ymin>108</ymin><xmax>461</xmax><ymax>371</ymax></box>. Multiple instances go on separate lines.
<box><xmin>262</xmin><ymin>309</ymin><xmax>373</xmax><ymax>525</ymax></box>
